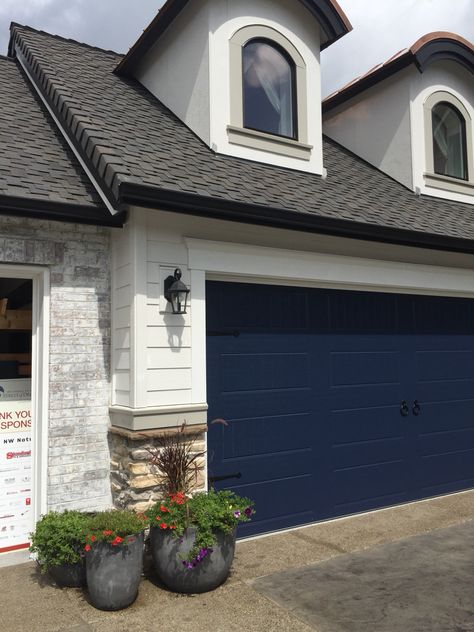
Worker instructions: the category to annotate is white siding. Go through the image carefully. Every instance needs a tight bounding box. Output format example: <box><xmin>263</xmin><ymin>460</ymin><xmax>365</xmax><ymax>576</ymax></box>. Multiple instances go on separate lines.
<box><xmin>112</xmin><ymin>231</ymin><xmax>132</xmax><ymax>407</ymax></box>
<box><xmin>145</xmin><ymin>232</ymin><xmax>193</xmax><ymax>407</ymax></box>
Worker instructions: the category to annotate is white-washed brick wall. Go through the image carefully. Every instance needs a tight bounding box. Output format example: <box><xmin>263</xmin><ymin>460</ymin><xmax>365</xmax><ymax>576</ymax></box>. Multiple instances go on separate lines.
<box><xmin>0</xmin><ymin>215</ymin><xmax>113</xmax><ymax>511</ymax></box>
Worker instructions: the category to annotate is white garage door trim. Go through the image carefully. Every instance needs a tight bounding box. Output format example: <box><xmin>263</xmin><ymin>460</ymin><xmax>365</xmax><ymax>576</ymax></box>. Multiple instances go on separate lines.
<box><xmin>186</xmin><ymin>238</ymin><xmax>474</xmax><ymax>406</ymax></box>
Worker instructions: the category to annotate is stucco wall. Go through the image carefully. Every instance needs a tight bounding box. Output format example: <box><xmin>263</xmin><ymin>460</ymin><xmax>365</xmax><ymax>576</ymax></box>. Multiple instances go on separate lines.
<box><xmin>0</xmin><ymin>215</ymin><xmax>113</xmax><ymax>512</ymax></box>
<box><xmin>323</xmin><ymin>67</ymin><xmax>414</xmax><ymax>190</ymax></box>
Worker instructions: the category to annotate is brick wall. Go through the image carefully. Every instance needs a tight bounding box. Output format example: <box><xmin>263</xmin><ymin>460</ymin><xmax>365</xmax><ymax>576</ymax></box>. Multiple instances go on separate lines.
<box><xmin>0</xmin><ymin>215</ymin><xmax>113</xmax><ymax>511</ymax></box>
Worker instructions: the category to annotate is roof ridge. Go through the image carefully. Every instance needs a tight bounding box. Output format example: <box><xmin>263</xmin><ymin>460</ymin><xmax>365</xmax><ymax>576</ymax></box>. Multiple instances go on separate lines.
<box><xmin>10</xmin><ymin>22</ymin><xmax>123</xmax><ymax>57</ymax></box>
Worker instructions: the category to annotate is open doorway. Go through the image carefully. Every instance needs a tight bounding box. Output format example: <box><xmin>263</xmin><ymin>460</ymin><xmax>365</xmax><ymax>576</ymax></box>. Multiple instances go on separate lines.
<box><xmin>0</xmin><ymin>278</ymin><xmax>33</xmax><ymax>554</ymax></box>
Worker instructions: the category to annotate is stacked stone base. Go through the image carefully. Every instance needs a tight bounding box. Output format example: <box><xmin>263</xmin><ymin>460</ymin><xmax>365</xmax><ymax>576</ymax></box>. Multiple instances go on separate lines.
<box><xmin>108</xmin><ymin>425</ymin><xmax>207</xmax><ymax>513</ymax></box>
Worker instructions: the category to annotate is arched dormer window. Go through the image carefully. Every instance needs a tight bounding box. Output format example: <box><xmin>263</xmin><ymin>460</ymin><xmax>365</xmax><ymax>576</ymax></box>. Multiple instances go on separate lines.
<box><xmin>242</xmin><ymin>39</ymin><xmax>297</xmax><ymax>140</ymax></box>
<box><xmin>423</xmin><ymin>91</ymin><xmax>473</xmax><ymax>195</ymax></box>
<box><xmin>228</xmin><ymin>25</ymin><xmax>312</xmax><ymax>161</ymax></box>
<box><xmin>432</xmin><ymin>102</ymin><xmax>468</xmax><ymax>180</ymax></box>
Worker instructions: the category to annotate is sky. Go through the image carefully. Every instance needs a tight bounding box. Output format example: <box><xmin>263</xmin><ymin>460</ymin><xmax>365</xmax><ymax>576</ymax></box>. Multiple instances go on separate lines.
<box><xmin>0</xmin><ymin>0</ymin><xmax>473</xmax><ymax>96</ymax></box>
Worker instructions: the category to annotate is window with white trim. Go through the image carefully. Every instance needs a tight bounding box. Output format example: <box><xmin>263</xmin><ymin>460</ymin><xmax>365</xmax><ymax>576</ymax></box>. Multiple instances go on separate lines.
<box><xmin>423</xmin><ymin>91</ymin><xmax>474</xmax><ymax>195</ymax></box>
<box><xmin>228</xmin><ymin>25</ymin><xmax>312</xmax><ymax>161</ymax></box>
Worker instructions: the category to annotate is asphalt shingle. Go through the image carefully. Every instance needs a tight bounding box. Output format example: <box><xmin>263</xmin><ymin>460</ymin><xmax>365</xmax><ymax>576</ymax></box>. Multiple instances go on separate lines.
<box><xmin>0</xmin><ymin>54</ymin><xmax>104</xmax><ymax>212</ymax></box>
<box><xmin>8</xmin><ymin>26</ymin><xmax>474</xmax><ymax>242</ymax></box>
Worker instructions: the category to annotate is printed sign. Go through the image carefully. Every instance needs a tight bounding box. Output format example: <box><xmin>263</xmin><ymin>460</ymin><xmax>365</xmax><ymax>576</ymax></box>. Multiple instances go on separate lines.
<box><xmin>0</xmin><ymin>379</ymin><xmax>32</xmax><ymax>554</ymax></box>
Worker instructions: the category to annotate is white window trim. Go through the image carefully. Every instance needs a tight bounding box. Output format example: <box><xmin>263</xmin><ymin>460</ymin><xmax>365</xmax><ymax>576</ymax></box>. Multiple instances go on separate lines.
<box><xmin>228</xmin><ymin>24</ymin><xmax>312</xmax><ymax>161</ymax></box>
<box><xmin>423</xmin><ymin>90</ymin><xmax>474</xmax><ymax>195</ymax></box>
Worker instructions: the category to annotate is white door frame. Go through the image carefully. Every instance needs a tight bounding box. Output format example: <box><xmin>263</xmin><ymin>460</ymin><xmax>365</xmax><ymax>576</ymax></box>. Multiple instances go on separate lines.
<box><xmin>0</xmin><ymin>265</ymin><xmax>50</xmax><ymax>534</ymax></box>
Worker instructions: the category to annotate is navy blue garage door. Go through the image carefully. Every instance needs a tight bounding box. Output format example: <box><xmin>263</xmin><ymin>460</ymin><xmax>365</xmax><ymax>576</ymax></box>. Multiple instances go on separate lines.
<box><xmin>206</xmin><ymin>281</ymin><xmax>474</xmax><ymax>537</ymax></box>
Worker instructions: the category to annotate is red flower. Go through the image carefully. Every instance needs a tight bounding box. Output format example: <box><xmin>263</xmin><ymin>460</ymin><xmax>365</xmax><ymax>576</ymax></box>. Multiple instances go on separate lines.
<box><xmin>90</xmin><ymin>535</ymin><xmax>96</xmax><ymax>542</ymax></box>
<box><xmin>155</xmin><ymin>516</ymin><xmax>162</xmax><ymax>522</ymax></box>
<box><xmin>84</xmin><ymin>544</ymin><xmax>91</xmax><ymax>552</ymax></box>
<box><xmin>169</xmin><ymin>524</ymin><xmax>177</xmax><ymax>530</ymax></box>
<box><xmin>170</xmin><ymin>492</ymin><xmax>186</xmax><ymax>505</ymax></box>
<box><xmin>160</xmin><ymin>505</ymin><xmax>169</xmax><ymax>513</ymax></box>
<box><xmin>159</xmin><ymin>522</ymin><xmax>168</xmax><ymax>530</ymax></box>
<box><xmin>103</xmin><ymin>530</ymin><xmax>113</xmax><ymax>536</ymax></box>
<box><xmin>111</xmin><ymin>536</ymin><xmax>123</xmax><ymax>546</ymax></box>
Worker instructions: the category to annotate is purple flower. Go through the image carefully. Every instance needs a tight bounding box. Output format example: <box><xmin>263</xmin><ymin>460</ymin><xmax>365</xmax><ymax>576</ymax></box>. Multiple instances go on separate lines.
<box><xmin>233</xmin><ymin>510</ymin><xmax>241</xmax><ymax>518</ymax></box>
<box><xmin>244</xmin><ymin>507</ymin><xmax>253</xmax><ymax>517</ymax></box>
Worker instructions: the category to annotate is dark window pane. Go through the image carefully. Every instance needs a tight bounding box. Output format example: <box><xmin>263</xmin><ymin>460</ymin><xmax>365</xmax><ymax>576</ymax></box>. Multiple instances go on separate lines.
<box><xmin>432</xmin><ymin>102</ymin><xmax>468</xmax><ymax>180</ymax></box>
<box><xmin>243</xmin><ymin>40</ymin><xmax>296</xmax><ymax>139</ymax></box>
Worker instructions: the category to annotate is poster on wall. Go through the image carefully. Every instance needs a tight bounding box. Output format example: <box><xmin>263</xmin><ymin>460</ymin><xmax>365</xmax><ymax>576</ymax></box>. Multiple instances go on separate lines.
<box><xmin>0</xmin><ymin>379</ymin><xmax>32</xmax><ymax>554</ymax></box>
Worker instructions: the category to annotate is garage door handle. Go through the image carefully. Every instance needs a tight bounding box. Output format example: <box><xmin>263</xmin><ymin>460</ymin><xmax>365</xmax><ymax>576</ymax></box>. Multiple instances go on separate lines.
<box><xmin>209</xmin><ymin>472</ymin><xmax>242</xmax><ymax>483</ymax></box>
<box><xmin>413</xmin><ymin>400</ymin><xmax>421</xmax><ymax>416</ymax></box>
<box><xmin>400</xmin><ymin>401</ymin><xmax>409</xmax><ymax>417</ymax></box>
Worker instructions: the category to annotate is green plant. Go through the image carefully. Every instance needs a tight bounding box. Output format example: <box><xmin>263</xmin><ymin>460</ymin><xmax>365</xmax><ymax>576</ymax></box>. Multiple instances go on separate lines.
<box><xmin>146</xmin><ymin>490</ymin><xmax>255</xmax><ymax>568</ymax></box>
<box><xmin>83</xmin><ymin>510</ymin><xmax>147</xmax><ymax>551</ymax></box>
<box><xmin>30</xmin><ymin>510</ymin><xmax>91</xmax><ymax>572</ymax></box>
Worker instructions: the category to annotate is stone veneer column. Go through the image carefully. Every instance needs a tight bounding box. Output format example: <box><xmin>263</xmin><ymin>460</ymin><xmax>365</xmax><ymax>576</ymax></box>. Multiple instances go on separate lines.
<box><xmin>109</xmin><ymin>425</ymin><xmax>207</xmax><ymax>513</ymax></box>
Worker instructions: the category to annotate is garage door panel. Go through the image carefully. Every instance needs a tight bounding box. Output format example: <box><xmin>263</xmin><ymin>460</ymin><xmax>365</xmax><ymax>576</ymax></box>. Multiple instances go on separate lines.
<box><xmin>418</xmin><ymin>426</ymin><xmax>474</xmax><ymax>456</ymax></box>
<box><xmin>415</xmin><ymin>349</ymin><xmax>474</xmax><ymax>382</ymax></box>
<box><xmin>330</xmin><ymin>351</ymin><xmax>401</xmax><ymax>386</ymax></box>
<box><xmin>331</xmin><ymin>437</ymin><xmax>406</xmax><ymax>471</ymax></box>
<box><xmin>416</xmin><ymin>400</ymin><xmax>474</xmax><ymax>435</ymax></box>
<box><xmin>222</xmin><ymin>413</ymin><xmax>313</xmax><ymax>460</ymax></box>
<box><xmin>220</xmin><ymin>352</ymin><xmax>310</xmax><ymax>392</ymax></box>
<box><xmin>331</xmin><ymin>460</ymin><xmax>408</xmax><ymax>508</ymax></box>
<box><xmin>330</xmin><ymin>407</ymin><xmax>405</xmax><ymax>444</ymax></box>
<box><xmin>216</xmin><ymin>389</ymin><xmax>312</xmax><ymax>419</ymax></box>
<box><xmin>419</xmin><ymin>450</ymin><xmax>474</xmax><ymax>492</ymax></box>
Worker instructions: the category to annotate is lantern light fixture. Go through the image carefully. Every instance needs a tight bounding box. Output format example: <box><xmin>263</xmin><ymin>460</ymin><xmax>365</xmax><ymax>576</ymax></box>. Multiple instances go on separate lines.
<box><xmin>164</xmin><ymin>268</ymin><xmax>190</xmax><ymax>314</ymax></box>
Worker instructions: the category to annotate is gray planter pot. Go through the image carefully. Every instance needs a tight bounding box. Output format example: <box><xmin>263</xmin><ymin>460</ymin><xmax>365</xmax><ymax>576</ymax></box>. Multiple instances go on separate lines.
<box><xmin>49</xmin><ymin>560</ymin><xmax>86</xmax><ymax>587</ymax></box>
<box><xmin>85</xmin><ymin>533</ymin><xmax>144</xmax><ymax>610</ymax></box>
<box><xmin>150</xmin><ymin>526</ymin><xmax>236</xmax><ymax>594</ymax></box>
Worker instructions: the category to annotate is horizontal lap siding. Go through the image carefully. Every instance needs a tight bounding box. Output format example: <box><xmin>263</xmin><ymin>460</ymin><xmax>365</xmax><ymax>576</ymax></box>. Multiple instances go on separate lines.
<box><xmin>112</xmin><ymin>232</ymin><xmax>131</xmax><ymax>407</ymax></box>
<box><xmin>146</xmin><ymin>239</ymin><xmax>192</xmax><ymax>407</ymax></box>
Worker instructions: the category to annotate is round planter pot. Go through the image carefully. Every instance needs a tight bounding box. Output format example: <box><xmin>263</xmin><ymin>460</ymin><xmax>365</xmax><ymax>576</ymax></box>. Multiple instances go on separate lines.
<box><xmin>49</xmin><ymin>560</ymin><xmax>86</xmax><ymax>588</ymax></box>
<box><xmin>85</xmin><ymin>533</ymin><xmax>144</xmax><ymax>611</ymax></box>
<box><xmin>150</xmin><ymin>526</ymin><xmax>236</xmax><ymax>594</ymax></box>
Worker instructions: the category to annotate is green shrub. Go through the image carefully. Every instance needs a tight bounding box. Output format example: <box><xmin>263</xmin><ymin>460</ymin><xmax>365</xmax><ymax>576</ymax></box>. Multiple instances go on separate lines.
<box><xmin>83</xmin><ymin>510</ymin><xmax>147</xmax><ymax>550</ymax></box>
<box><xmin>30</xmin><ymin>511</ymin><xmax>91</xmax><ymax>572</ymax></box>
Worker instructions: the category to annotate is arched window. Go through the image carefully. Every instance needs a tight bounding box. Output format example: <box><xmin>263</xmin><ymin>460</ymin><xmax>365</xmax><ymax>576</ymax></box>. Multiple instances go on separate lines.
<box><xmin>432</xmin><ymin>102</ymin><xmax>468</xmax><ymax>180</ymax></box>
<box><xmin>242</xmin><ymin>39</ymin><xmax>297</xmax><ymax>140</ymax></box>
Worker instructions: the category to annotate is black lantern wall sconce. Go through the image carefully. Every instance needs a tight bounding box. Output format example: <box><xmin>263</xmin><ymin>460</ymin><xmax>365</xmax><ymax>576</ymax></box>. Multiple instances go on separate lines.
<box><xmin>164</xmin><ymin>268</ymin><xmax>190</xmax><ymax>314</ymax></box>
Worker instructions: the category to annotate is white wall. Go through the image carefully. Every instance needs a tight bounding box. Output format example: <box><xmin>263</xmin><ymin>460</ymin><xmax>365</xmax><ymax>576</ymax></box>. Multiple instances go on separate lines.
<box><xmin>323</xmin><ymin>67</ymin><xmax>414</xmax><ymax>189</ymax></box>
<box><xmin>410</xmin><ymin>60</ymin><xmax>474</xmax><ymax>205</ymax></box>
<box><xmin>135</xmin><ymin>0</ymin><xmax>324</xmax><ymax>175</ymax></box>
<box><xmin>136</xmin><ymin>0</ymin><xmax>211</xmax><ymax>146</ymax></box>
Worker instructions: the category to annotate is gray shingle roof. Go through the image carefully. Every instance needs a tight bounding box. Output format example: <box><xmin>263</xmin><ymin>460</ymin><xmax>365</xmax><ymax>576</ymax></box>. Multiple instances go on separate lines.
<box><xmin>9</xmin><ymin>25</ymin><xmax>474</xmax><ymax>244</ymax></box>
<box><xmin>0</xmin><ymin>53</ymin><xmax>111</xmax><ymax>220</ymax></box>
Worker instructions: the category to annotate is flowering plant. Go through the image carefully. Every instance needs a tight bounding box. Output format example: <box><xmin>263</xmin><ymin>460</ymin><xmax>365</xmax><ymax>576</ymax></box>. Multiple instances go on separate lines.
<box><xmin>83</xmin><ymin>510</ymin><xmax>147</xmax><ymax>552</ymax></box>
<box><xmin>146</xmin><ymin>489</ymin><xmax>254</xmax><ymax>568</ymax></box>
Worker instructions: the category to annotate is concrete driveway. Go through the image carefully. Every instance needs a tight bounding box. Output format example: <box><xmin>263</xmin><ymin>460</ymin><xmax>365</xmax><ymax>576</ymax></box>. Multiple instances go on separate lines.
<box><xmin>0</xmin><ymin>491</ymin><xmax>473</xmax><ymax>632</ymax></box>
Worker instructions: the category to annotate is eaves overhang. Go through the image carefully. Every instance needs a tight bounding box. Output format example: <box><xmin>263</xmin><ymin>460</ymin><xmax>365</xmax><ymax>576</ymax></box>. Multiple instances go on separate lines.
<box><xmin>115</xmin><ymin>0</ymin><xmax>352</xmax><ymax>76</ymax></box>
<box><xmin>119</xmin><ymin>181</ymin><xmax>474</xmax><ymax>255</ymax></box>
<box><xmin>0</xmin><ymin>195</ymin><xmax>125</xmax><ymax>227</ymax></box>
<box><xmin>323</xmin><ymin>32</ymin><xmax>474</xmax><ymax>113</ymax></box>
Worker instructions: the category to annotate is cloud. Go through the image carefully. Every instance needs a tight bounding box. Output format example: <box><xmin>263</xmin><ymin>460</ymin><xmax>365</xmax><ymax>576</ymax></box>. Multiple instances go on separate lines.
<box><xmin>322</xmin><ymin>0</ymin><xmax>474</xmax><ymax>96</ymax></box>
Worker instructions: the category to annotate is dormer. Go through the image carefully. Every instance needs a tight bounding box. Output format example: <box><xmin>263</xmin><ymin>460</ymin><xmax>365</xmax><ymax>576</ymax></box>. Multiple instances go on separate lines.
<box><xmin>115</xmin><ymin>0</ymin><xmax>351</xmax><ymax>175</ymax></box>
<box><xmin>323</xmin><ymin>33</ymin><xmax>474</xmax><ymax>205</ymax></box>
